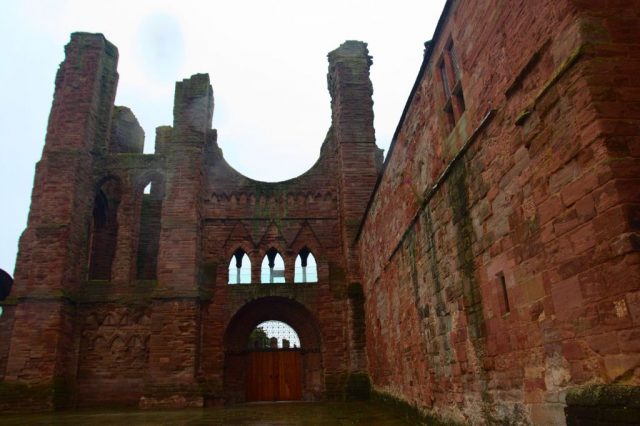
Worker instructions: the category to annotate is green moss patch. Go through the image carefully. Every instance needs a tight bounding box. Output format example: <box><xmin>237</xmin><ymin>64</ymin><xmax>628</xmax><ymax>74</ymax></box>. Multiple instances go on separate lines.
<box><xmin>566</xmin><ymin>385</ymin><xmax>640</xmax><ymax>408</ymax></box>
<box><xmin>372</xmin><ymin>390</ymin><xmax>465</xmax><ymax>426</ymax></box>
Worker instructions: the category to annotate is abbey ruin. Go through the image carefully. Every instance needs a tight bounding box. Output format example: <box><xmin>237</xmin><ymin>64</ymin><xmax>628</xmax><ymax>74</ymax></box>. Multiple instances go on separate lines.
<box><xmin>1</xmin><ymin>0</ymin><xmax>639</xmax><ymax>424</ymax></box>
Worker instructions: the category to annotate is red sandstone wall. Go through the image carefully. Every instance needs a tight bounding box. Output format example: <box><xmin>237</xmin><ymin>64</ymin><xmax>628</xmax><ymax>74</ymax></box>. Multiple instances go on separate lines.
<box><xmin>358</xmin><ymin>0</ymin><xmax>640</xmax><ymax>424</ymax></box>
<box><xmin>0</xmin><ymin>306</ymin><xmax>15</xmax><ymax>381</ymax></box>
<box><xmin>76</xmin><ymin>305</ymin><xmax>151</xmax><ymax>406</ymax></box>
<box><xmin>3</xmin><ymin>35</ymin><xmax>119</xmax><ymax>407</ymax></box>
<box><xmin>197</xmin><ymin>104</ymin><xmax>372</xmax><ymax>402</ymax></box>
<box><xmin>193</xmin><ymin>41</ymin><xmax>380</xmax><ymax>403</ymax></box>
<box><xmin>2</xmin><ymin>35</ymin><xmax>380</xmax><ymax>409</ymax></box>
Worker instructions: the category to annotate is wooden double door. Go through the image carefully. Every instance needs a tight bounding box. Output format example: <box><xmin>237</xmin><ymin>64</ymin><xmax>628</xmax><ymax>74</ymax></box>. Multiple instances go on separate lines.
<box><xmin>246</xmin><ymin>350</ymin><xmax>302</xmax><ymax>401</ymax></box>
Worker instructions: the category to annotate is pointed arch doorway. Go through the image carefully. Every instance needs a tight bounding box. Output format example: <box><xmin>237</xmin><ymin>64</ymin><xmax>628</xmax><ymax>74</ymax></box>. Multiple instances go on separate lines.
<box><xmin>223</xmin><ymin>297</ymin><xmax>323</xmax><ymax>403</ymax></box>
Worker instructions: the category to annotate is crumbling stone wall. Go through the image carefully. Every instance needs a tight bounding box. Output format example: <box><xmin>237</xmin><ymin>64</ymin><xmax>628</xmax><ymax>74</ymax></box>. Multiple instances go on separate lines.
<box><xmin>358</xmin><ymin>0</ymin><xmax>640</xmax><ymax>424</ymax></box>
<box><xmin>196</xmin><ymin>40</ymin><xmax>381</xmax><ymax>404</ymax></box>
<box><xmin>2</xmin><ymin>0</ymin><xmax>638</xmax><ymax>420</ymax></box>
<box><xmin>0</xmin><ymin>33</ymin><xmax>380</xmax><ymax>410</ymax></box>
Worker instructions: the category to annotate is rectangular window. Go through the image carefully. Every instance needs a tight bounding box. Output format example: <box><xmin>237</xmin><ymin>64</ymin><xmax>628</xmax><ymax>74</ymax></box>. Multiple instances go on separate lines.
<box><xmin>439</xmin><ymin>39</ymin><xmax>466</xmax><ymax>133</ymax></box>
<box><xmin>448</xmin><ymin>42</ymin><xmax>461</xmax><ymax>82</ymax></box>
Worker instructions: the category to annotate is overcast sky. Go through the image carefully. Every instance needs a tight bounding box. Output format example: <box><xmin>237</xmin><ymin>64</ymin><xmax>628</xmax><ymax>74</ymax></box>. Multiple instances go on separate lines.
<box><xmin>0</xmin><ymin>0</ymin><xmax>446</xmax><ymax>274</ymax></box>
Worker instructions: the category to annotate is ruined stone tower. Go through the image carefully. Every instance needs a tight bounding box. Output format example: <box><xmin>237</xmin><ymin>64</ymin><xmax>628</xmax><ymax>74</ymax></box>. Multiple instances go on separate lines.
<box><xmin>0</xmin><ymin>34</ymin><xmax>381</xmax><ymax>409</ymax></box>
<box><xmin>1</xmin><ymin>0</ymin><xmax>639</xmax><ymax>424</ymax></box>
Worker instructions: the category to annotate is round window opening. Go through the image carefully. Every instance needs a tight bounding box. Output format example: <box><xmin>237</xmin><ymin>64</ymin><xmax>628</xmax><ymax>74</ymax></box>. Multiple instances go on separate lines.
<box><xmin>248</xmin><ymin>320</ymin><xmax>301</xmax><ymax>349</ymax></box>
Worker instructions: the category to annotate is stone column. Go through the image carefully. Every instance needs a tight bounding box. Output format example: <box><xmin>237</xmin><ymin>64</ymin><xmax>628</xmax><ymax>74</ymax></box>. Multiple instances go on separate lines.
<box><xmin>143</xmin><ymin>74</ymin><xmax>213</xmax><ymax>408</ymax></box>
<box><xmin>327</xmin><ymin>41</ymin><xmax>381</xmax><ymax>388</ymax></box>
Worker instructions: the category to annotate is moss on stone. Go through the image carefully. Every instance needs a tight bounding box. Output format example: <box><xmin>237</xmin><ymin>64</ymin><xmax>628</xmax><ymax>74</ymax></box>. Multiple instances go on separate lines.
<box><xmin>324</xmin><ymin>373</ymin><xmax>348</xmax><ymax>400</ymax></box>
<box><xmin>566</xmin><ymin>385</ymin><xmax>640</xmax><ymax>408</ymax></box>
<box><xmin>372</xmin><ymin>390</ymin><xmax>465</xmax><ymax>426</ymax></box>
<box><xmin>0</xmin><ymin>381</ymin><xmax>54</xmax><ymax>412</ymax></box>
<box><xmin>566</xmin><ymin>385</ymin><xmax>640</xmax><ymax>425</ymax></box>
<box><xmin>200</xmin><ymin>262</ymin><xmax>218</xmax><ymax>286</ymax></box>
<box><xmin>345</xmin><ymin>373</ymin><xmax>371</xmax><ymax>400</ymax></box>
<box><xmin>446</xmin><ymin>161</ymin><xmax>501</xmax><ymax>423</ymax></box>
<box><xmin>0</xmin><ymin>297</ymin><xmax>18</xmax><ymax>306</ymax></box>
<box><xmin>52</xmin><ymin>377</ymin><xmax>76</xmax><ymax>410</ymax></box>
<box><xmin>325</xmin><ymin>372</ymin><xmax>371</xmax><ymax>401</ymax></box>
<box><xmin>447</xmin><ymin>162</ymin><xmax>485</xmax><ymax>341</ymax></box>
<box><xmin>346</xmin><ymin>282</ymin><xmax>364</xmax><ymax>300</ymax></box>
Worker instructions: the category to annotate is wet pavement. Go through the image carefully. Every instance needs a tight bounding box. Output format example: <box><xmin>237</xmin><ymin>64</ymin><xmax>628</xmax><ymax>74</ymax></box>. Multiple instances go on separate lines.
<box><xmin>0</xmin><ymin>401</ymin><xmax>423</xmax><ymax>425</ymax></box>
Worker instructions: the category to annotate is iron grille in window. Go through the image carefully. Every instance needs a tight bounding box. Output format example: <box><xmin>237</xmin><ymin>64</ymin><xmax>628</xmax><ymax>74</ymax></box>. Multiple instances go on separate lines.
<box><xmin>248</xmin><ymin>320</ymin><xmax>301</xmax><ymax>349</ymax></box>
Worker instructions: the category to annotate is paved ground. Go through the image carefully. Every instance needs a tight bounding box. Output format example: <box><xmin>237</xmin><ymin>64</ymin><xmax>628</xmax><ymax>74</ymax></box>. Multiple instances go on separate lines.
<box><xmin>0</xmin><ymin>401</ymin><xmax>424</xmax><ymax>425</ymax></box>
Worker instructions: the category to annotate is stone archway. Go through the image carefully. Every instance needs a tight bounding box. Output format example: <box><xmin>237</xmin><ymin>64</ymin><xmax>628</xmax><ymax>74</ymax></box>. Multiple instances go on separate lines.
<box><xmin>223</xmin><ymin>297</ymin><xmax>323</xmax><ymax>403</ymax></box>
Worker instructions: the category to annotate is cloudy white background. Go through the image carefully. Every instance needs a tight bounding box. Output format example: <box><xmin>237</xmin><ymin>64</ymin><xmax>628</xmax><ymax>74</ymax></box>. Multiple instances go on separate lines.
<box><xmin>0</xmin><ymin>0</ymin><xmax>446</xmax><ymax>274</ymax></box>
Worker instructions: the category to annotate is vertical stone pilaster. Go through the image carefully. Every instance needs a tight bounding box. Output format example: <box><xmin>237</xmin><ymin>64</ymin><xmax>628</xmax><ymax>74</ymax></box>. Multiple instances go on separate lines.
<box><xmin>327</xmin><ymin>41</ymin><xmax>381</xmax><ymax>381</ymax></box>
<box><xmin>144</xmin><ymin>74</ymin><xmax>213</xmax><ymax>407</ymax></box>
<box><xmin>328</xmin><ymin>41</ymin><xmax>382</xmax><ymax>282</ymax></box>
<box><xmin>156</xmin><ymin>73</ymin><xmax>212</xmax><ymax>295</ymax></box>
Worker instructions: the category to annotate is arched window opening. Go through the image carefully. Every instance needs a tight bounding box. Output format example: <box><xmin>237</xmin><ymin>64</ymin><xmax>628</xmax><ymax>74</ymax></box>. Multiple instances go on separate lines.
<box><xmin>228</xmin><ymin>248</ymin><xmax>251</xmax><ymax>284</ymax></box>
<box><xmin>88</xmin><ymin>179</ymin><xmax>121</xmax><ymax>280</ymax></box>
<box><xmin>294</xmin><ymin>247</ymin><xmax>317</xmax><ymax>283</ymax></box>
<box><xmin>136</xmin><ymin>177</ymin><xmax>164</xmax><ymax>280</ymax></box>
<box><xmin>0</xmin><ymin>268</ymin><xmax>13</xmax><ymax>301</ymax></box>
<box><xmin>261</xmin><ymin>248</ymin><xmax>285</xmax><ymax>284</ymax></box>
<box><xmin>248</xmin><ymin>320</ymin><xmax>301</xmax><ymax>349</ymax></box>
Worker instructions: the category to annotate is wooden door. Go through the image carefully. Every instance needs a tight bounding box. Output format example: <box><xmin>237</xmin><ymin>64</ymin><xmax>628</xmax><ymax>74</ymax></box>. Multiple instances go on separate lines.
<box><xmin>246</xmin><ymin>351</ymin><xmax>302</xmax><ymax>401</ymax></box>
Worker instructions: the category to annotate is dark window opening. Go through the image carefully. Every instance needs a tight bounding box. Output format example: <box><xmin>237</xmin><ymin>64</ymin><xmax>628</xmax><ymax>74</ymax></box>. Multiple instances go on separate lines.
<box><xmin>88</xmin><ymin>178</ymin><xmax>121</xmax><ymax>280</ymax></box>
<box><xmin>497</xmin><ymin>272</ymin><xmax>510</xmax><ymax>315</ymax></box>
<box><xmin>261</xmin><ymin>248</ymin><xmax>285</xmax><ymax>284</ymax></box>
<box><xmin>294</xmin><ymin>247</ymin><xmax>317</xmax><ymax>283</ymax></box>
<box><xmin>0</xmin><ymin>268</ymin><xmax>13</xmax><ymax>318</ymax></box>
<box><xmin>0</xmin><ymin>268</ymin><xmax>13</xmax><ymax>302</ymax></box>
<box><xmin>455</xmin><ymin>86</ymin><xmax>466</xmax><ymax>115</ymax></box>
<box><xmin>136</xmin><ymin>178</ymin><xmax>164</xmax><ymax>280</ymax></box>
<box><xmin>228</xmin><ymin>248</ymin><xmax>251</xmax><ymax>284</ymax></box>
<box><xmin>248</xmin><ymin>320</ymin><xmax>300</xmax><ymax>349</ymax></box>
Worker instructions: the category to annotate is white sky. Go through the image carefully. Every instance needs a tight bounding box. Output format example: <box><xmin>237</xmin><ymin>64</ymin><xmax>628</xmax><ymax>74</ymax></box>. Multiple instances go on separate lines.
<box><xmin>0</xmin><ymin>0</ymin><xmax>446</xmax><ymax>274</ymax></box>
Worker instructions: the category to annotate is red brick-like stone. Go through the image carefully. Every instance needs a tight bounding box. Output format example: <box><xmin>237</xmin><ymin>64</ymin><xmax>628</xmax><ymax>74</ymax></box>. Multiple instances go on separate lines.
<box><xmin>2</xmin><ymin>1</ymin><xmax>640</xmax><ymax>424</ymax></box>
<box><xmin>357</xmin><ymin>0</ymin><xmax>640</xmax><ymax>424</ymax></box>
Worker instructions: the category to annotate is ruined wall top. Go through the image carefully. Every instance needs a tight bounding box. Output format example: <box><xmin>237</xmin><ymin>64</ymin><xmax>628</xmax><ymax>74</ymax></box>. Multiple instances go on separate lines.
<box><xmin>45</xmin><ymin>32</ymin><xmax>119</xmax><ymax>154</ymax></box>
<box><xmin>172</xmin><ymin>73</ymin><xmax>214</xmax><ymax>146</ymax></box>
<box><xmin>327</xmin><ymin>41</ymin><xmax>375</xmax><ymax>145</ymax></box>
